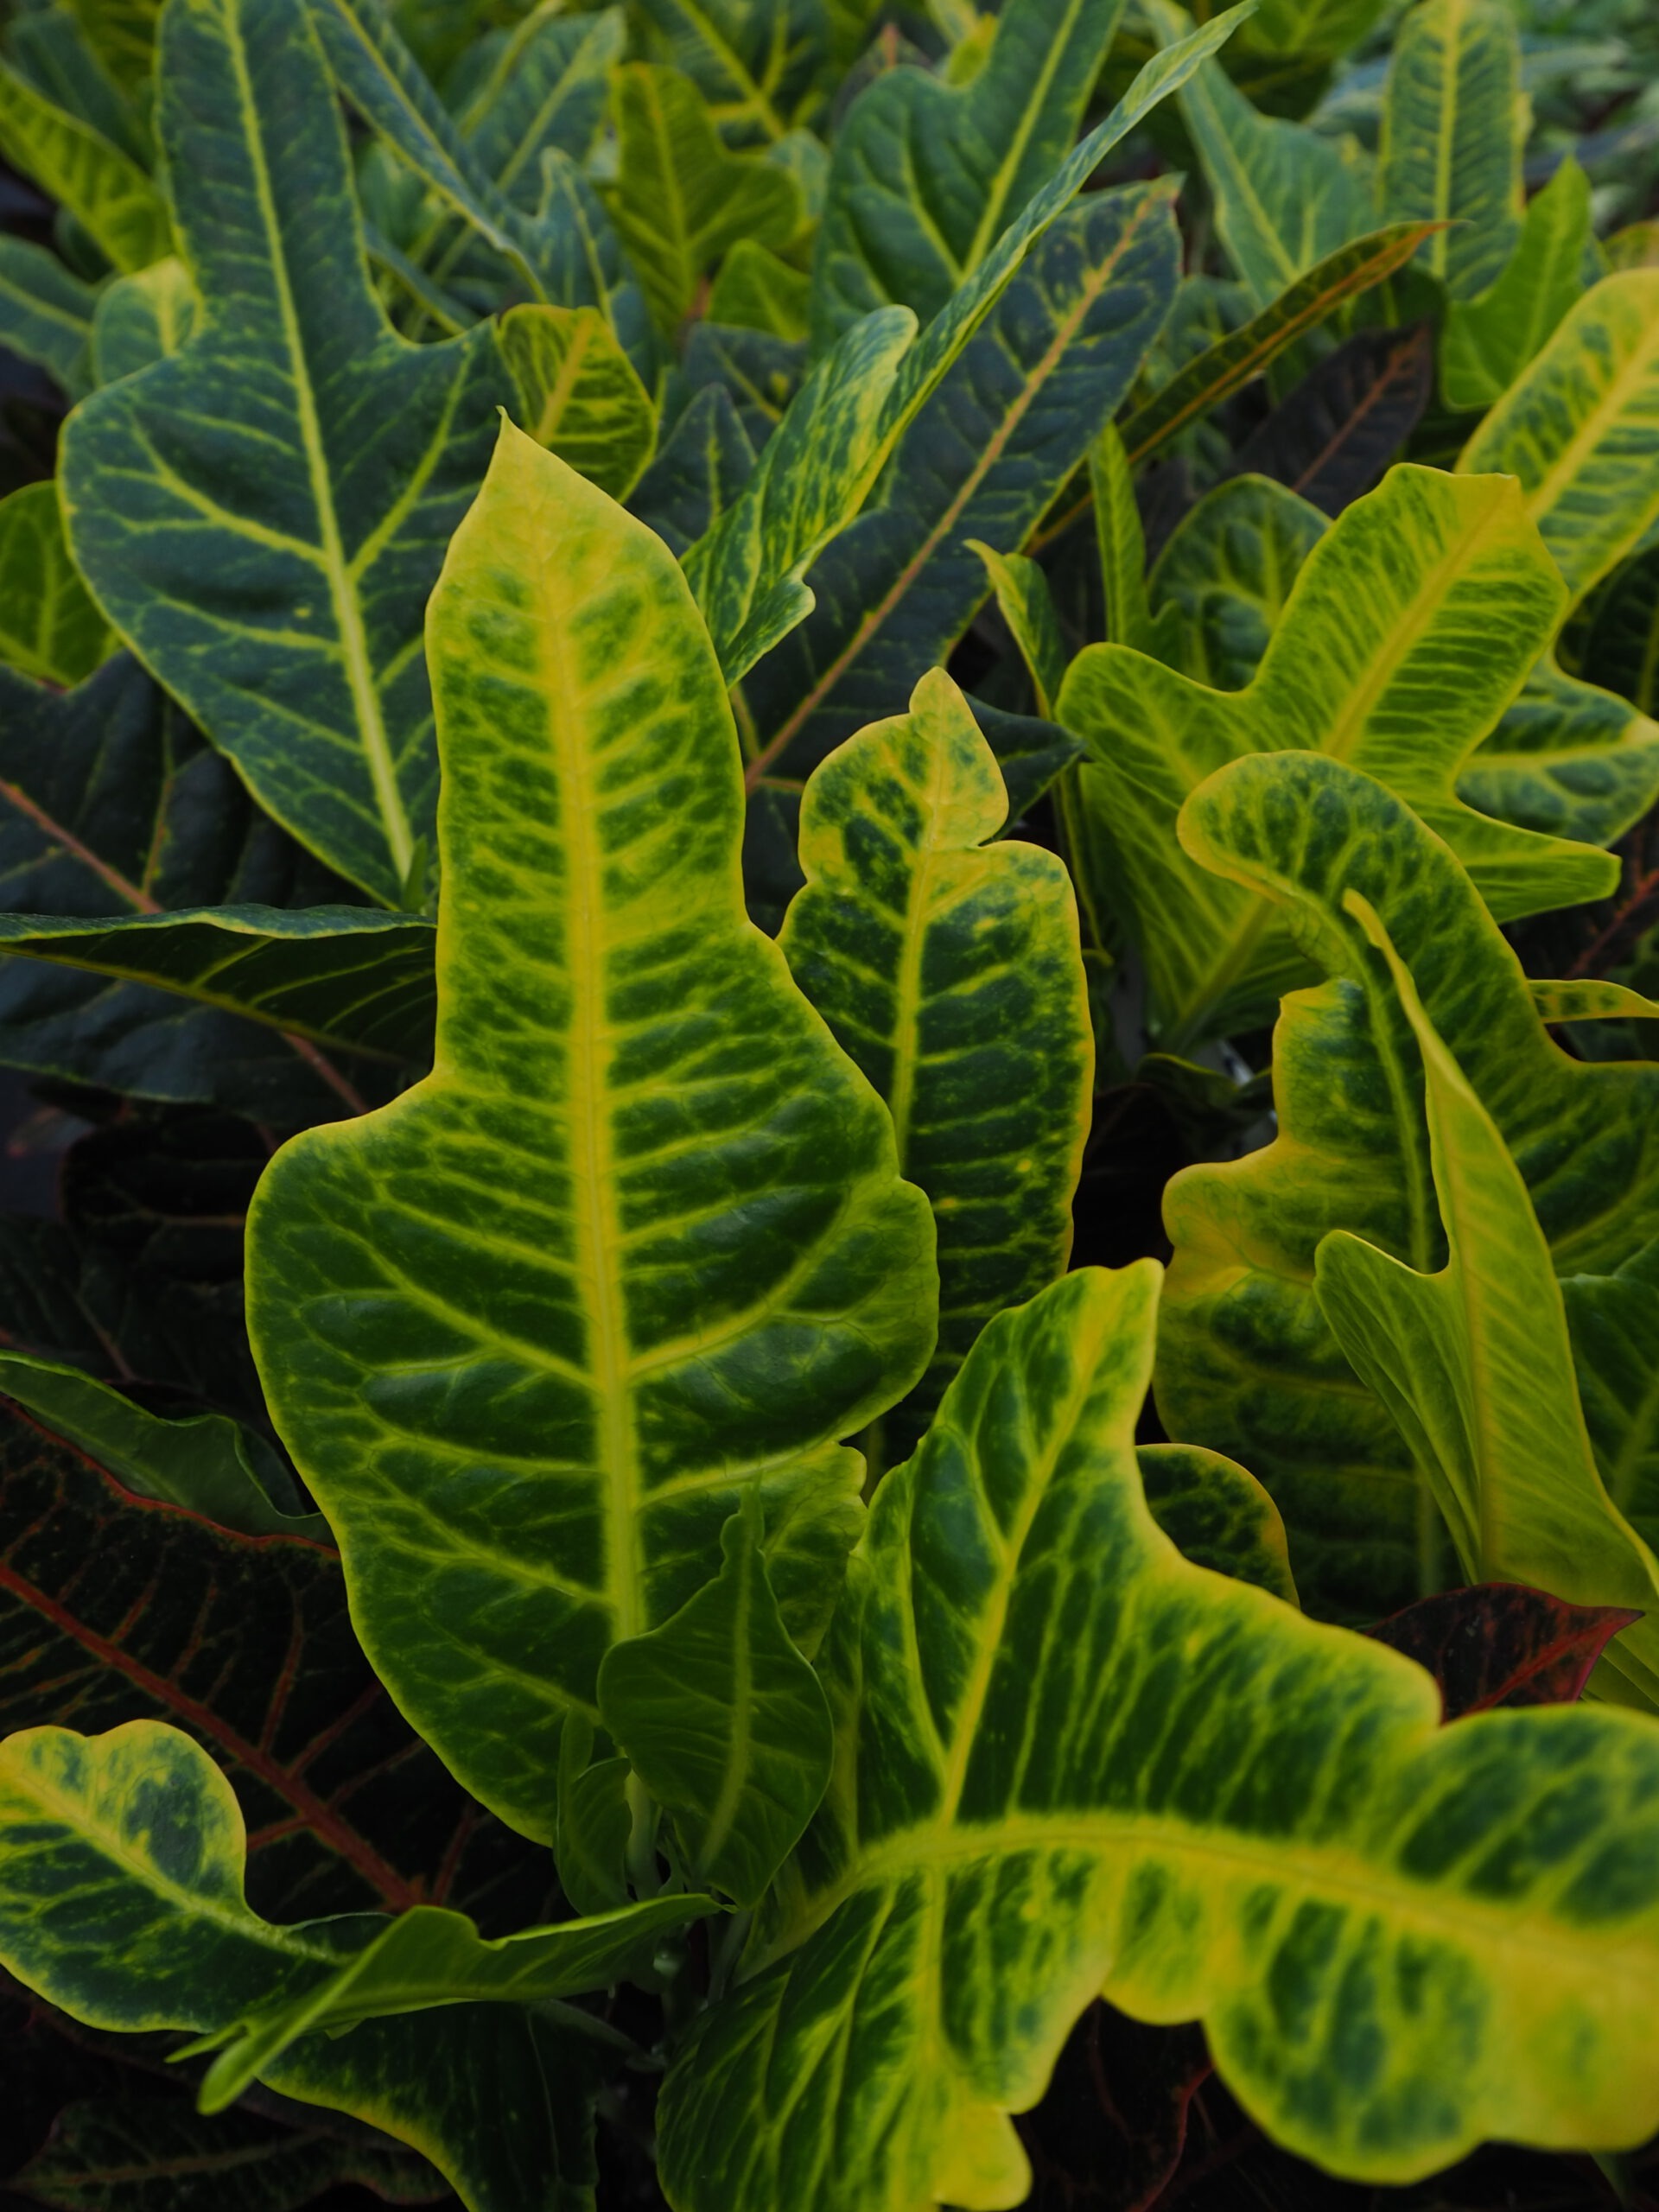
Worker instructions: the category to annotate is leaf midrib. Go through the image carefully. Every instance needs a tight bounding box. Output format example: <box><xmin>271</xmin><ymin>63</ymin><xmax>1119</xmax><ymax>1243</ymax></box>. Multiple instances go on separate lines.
<box><xmin>224</xmin><ymin>0</ymin><xmax>415</xmax><ymax>885</ymax></box>
<box><xmin>961</xmin><ymin>0</ymin><xmax>1095</xmax><ymax>276</ymax></box>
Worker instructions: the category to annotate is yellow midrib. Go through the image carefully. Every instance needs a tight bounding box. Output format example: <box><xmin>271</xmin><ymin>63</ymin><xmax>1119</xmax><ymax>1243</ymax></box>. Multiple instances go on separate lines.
<box><xmin>1510</xmin><ymin>315</ymin><xmax>1659</xmax><ymax>569</ymax></box>
<box><xmin>885</xmin><ymin>746</ymin><xmax>954</xmax><ymax>1167</ymax></box>
<box><xmin>961</xmin><ymin>0</ymin><xmax>1092</xmax><ymax>276</ymax></box>
<box><xmin>226</xmin><ymin>5</ymin><xmax>414</xmax><ymax>885</ymax></box>
<box><xmin>552</xmin><ymin>566</ymin><xmax>639</xmax><ymax>1644</ymax></box>
<box><xmin>1427</xmin><ymin>0</ymin><xmax>1465</xmax><ymax>283</ymax></box>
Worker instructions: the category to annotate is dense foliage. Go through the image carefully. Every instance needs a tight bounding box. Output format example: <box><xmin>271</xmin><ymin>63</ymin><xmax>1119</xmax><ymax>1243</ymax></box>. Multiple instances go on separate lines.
<box><xmin>0</xmin><ymin>0</ymin><xmax>1658</xmax><ymax>2203</ymax></box>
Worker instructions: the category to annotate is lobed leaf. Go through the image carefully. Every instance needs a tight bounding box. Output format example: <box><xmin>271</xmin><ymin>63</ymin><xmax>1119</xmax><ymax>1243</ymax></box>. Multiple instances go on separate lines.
<box><xmin>779</xmin><ymin>670</ymin><xmax>1092</xmax><ymax>1463</ymax></box>
<box><xmin>658</xmin><ymin>1264</ymin><xmax>1659</xmax><ymax>2207</ymax></box>
<box><xmin>246</xmin><ymin>424</ymin><xmax>937</xmax><ymax>1842</ymax></box>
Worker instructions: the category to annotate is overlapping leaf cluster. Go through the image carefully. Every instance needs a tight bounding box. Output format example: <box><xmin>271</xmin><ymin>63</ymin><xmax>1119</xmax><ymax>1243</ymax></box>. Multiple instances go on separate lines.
<box><xmin>0</xmin><ymin>0</ymin><xmax>1658</xmax><ymax>2205</ymax></box>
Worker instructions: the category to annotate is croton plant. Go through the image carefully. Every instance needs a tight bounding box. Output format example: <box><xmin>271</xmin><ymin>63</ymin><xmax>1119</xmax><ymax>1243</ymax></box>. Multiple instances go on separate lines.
<box><xmin>0</xmin><ymin>0</ymin><xmax>1657</xmax><ymax>2202</ymax></box>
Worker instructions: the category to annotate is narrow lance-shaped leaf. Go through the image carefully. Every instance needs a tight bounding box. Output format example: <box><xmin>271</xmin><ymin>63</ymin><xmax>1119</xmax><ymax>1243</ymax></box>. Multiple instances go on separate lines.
<box><xmin>779</xmin><ymin>670</ymin><xmax>1092</xmax><ymax>1465</ymax></box>
<box><xmin>658</xmin><ymin>1264</ymin><xmax>1659</xmax><ymax>2210</ymax></box>
<box><xmin>60</xmin><ymin>0</ymin><xmax>517</xmax><ymax>906</ymax></box>
<box><xmin>0</xmin><ymin>1721</ymin><xmax>702</xmax><ymax>2211</ymax></box>
<box><xmin>1158</xmin><ymin>751</ymin><xmax>1659</xmax><ymax>1624</ymax></box>
<box><xmin>598</xmin><ymin>1495</ymin><xmax>833</xmax><ymax>1907</ymax></box>
<box><xmin>0</xmin><ymin>60</ymin><xmax>171</xmax><ymax>273</ymax></box>
<box><xmin>739</xmin><ymin>181</ymin><xmax>1179</xmax><ymax>786</ymax></box>
<box><xmin>809</xmin><ymin>0</ymin><xmax>1130</xmax><ymax>343</ymax></box>
<box><xmin>969</xmin><ymin>543</ymin><xmax>1065</xmax><ymax>715</ymax></box>
<box><xmin>1057</xmin><ymin>466</ymin><xmax>1587</xmax><ymax>1045</ymax></box>
<box><xmin>1376</xmin><ymin>0</ymin><xmax>1523</xmax><ymax>301</ymax></box>
<box><xmin>246</xmin><ymin>424</ymin><xmax>937</xmax><ymax>1843</ymax></box>
<box><xmin>1117</xmin><ymin>221</ymin><xmax>1439</xmax><ymax>468</ymax></box>
<box><xmin>683</xmin><ymin>5</ymin><xmax>1252</xmax><ymax>684</ymax></box>
<box><xmin>1313</xmin><ymin>889</ymin><xmax>1659</xmax><ymax>1707</ymax></box>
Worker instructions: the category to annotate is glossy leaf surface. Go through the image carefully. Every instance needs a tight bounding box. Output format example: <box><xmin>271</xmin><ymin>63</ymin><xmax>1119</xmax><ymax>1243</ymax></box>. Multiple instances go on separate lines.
<box><xmin>657</xmin><ymin>1265</ymin><xmax>1659</xmax><ymax>2206</ymax></box>
<box><xmin>599</xmin><ymin>1498</ymin><xmax>832</xmax><ymax>1907</ymax></box>
<box><xmin>246</xmin><ymin>425</ymin><xmax>936</xmax><ymax>1843</ymax></box>
<box><xmin>60</xmin><ymin>0</ymin><xmax>515</xmax><ymax>905</ymax></box>
<box><xmin>1314</xmin><ymin>893</ymin><xmax>1659</xmax><ymax>1705</ymax></box>
<box><xmin>779</xmin><ymin>670</ymin><xmax>1090</xmax><ymax>1460</ymax></box>
<box><xmin>1058</xmin><ymin>466</ymin><xmax>1587</xmax><ymax>1043</ymax></box>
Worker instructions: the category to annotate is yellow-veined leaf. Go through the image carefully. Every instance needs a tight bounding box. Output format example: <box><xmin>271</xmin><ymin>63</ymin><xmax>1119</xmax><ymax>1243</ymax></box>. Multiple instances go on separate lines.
<box><xmin>0</xmin><ymin>481</ymin><xmax>113</xmax><ymax>688</ymax></box>
<box><xmin>499</xmin><ymin>302</ymin><xmax>657</xmax><ymax>499</ymax></box>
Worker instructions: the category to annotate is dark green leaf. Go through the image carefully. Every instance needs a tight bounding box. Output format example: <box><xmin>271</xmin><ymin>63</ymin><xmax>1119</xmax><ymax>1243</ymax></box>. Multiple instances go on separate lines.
<box><xmin>1225</xmin><ymin>321</ymin><xmax>1435</xmax><ymax>518</ymax></box>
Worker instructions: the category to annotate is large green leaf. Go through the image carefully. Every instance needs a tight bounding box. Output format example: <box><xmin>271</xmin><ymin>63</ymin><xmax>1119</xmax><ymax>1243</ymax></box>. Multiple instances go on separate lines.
<box><xmin>1453</xmin><ymin>658</ymin><xmax>1659</xmax><ymax>855</ymax></box>
<box><xmin>1440</xmin><ymin>155</ymin><xmax>1595</xmax><ymax>412</ymax></box>
<box><xmin>1135</xmin><ymin>1440</ymin><xmax>1299</xmax><ymax>1604</ymax></box>
<box><xmin>738</xmin><ymin>181</ymin><xmax>1178</xmax><ymax>785</ymax></box>
<box><xmin>0</xmin><ymin>1720</ymin><xmax>696</xmax><ymax>2209</ymax></box>
<box><xmin>60</xmin><ymin>0</ymin><xmax>515</xmax><ymax>906</ymax></box>
<box><xmin>0</xmin><ymin>656</ymin><xmax>397</xmax><ymax>1122</ymax></box>
<box><xmin>598</xmin><ymin>1495</ymin><xmax>832</xmax><ymax>1906</ymax></box>
<box><xmin>1147</xmin><ymin>0</ymin><xmax>1370</xmax><ymax>309</ymax></box>
<box><xmin>0</xmin><ymin>480</ymin><xmax>112</xmax><ymax>687</ymax></box>
<box><xmin>463</xmin><ymin>3</ymin><xmax>624</xmax><ymax>203</ymax></box>
<box><xmin>1056</xmin><ymin>465</ymin><xmax>1594</xmax><ymax>1044</ymax></box>
<box><xmin>89</xmin><ymin>256</ymin><xmax>197</xmax><ymax>385</ymax></box>
<box><xmin>779</xmin><ymin>669</ymin><xmax>1091</xmax><ymax>1463</ymax></box>
<box><xmin>0</xmin><ymin>60</ymin><xmax>170</xmax><ymax>273</ymax></box>
<box><xmin>0</xmin><ymin>236</ymin><xmax>95</xmax><ymax>391</ymax></box>
<box><xmin>245</xmin><ymin>424</ymin><xmax>937</xmax><ymax>1843</ymax></box>
<box><xmin>1376</xmin><ymin>0</ymin><xmax>1522</xmax><ymax>302</ymax></box>
<box><xmin>1459</xmin><ymin>270</ymin><xmax>1659</xmax><ymax>606</ymax></box>
<box><xmin>683</xmin><ymin>5</ymin><xmax>1251</xmax><ymax>684</ymax></box>
<box><xmin>810</xmin><ymin>0</ymin><xmax>1128</xmax><ymax>343</ymax></box>
<box><xmin>1159</xmin><ymin>751</ymin><xmax>1659</xmax><ymax>1623</ymax></box>
<box><xmin>607</xmin><ymin>63</ymin><xmax>801</xmax><ymax>334</ymax></box>
<box><xmin>657</xmin><ymin>1264</ymin><xmax>1659</xmax><ymax>2209</ymax></box>
<box><xmin>1314</xmin><ymin>896</ymin><xmax>1659</xmax><ymax>1707</ymax></box>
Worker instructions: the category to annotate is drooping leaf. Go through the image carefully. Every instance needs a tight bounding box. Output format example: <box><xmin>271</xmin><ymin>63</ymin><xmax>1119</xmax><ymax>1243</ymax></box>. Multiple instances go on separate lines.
<box><xmin>779</xmin><ymin>669</ymin><xmax>1091</xmax><ymax>1462</ymax></box>
<box><xmin>1224</xmin><ymin>321</ymin><xmax>1435</xmax><ymax>518</ymax></box>
<box><xmin>0</xmin><ymin>62</ymin><xmax>171</xmax><ymax>274</ymax></box>
<box><xmin>607</xmin><ymin>64</ymin><xmax>800</xmax><ymax>334</ymax></box>
<box><xmin>1057</xmin><ymin>466</ymin><xmax>1590</xmax><ymax>1044</ymax></box>
<box><xmin>89</xmin><ymin>256</ymin><xmax>197</xmax><ymax>385</ymax></box>
<box><xmin>1376</xmin><ymin>0</ymin><xmax>1522</xmax><ymax>302</ymax></box>
<box><xmin>60</xmin><ymin>0</ymin><xmax>517</xmax><ymax>906</ymax></box>
<box><xmin>0</xmin><ymin>656</ymin><xmax>403</xmax><ymax>1121</ymax></box>
<box><xmin>1117</xmin><ymin>222</ymin><xmax>1438</xmax><ymax>468</ymax></box>
<box><xmin>1144</xmin><ymin>473</ymin><xmax>1326</xmax><ymax>690</ymax></box>
<box><xmin>1363</xmin><ymin>1583</ymin><xmax>1642</xmax><ymax>1718</ymax></box>
<box><xmin>738</xmin><ymin>181</ymin><xmax>1179</xmax><ymax>784</ymax></box>
<box><xmin>0</xmin><ymin>1403</ymin><xmax>559</xmax><ymax>1926</ymax></box>
<box><xmin>0</xmin><ymin>236</ymin><xmax>96</xmax><ymax>391</ymax></box>
<box><xmin>0</xmin><ymin>1721</ymin><xmax>678</xmax><ymax>2211</ymax></box>
<box><xmin>1459</xmin><ymin>270</ymin><xmax>1659</xmax><ymax>607</ymax></box>
<box><xmin>810</xmin><ymin>0</ymin><xmax>1129</xmax><ymax>343</ymax></box>
<box><xmin>1135</xmin><ymin>1440</ymin><xmax>1299</xmax><ymax>1604</ymax></box>
<box><xmin>683</xmin><ymin>6</ymin><xmax>1253</xmax><ymax>685</ymax></box>
<box><xmin>1440</xmin><ymin>156</ymin><xmax>1595</xmax><ymax>412</ymax></box>
<box><xmin>598</xmin><ymin>1497</ymin><xmax>832</xmax><ymax>1907</ymax></box>
<box><xmin>634</xmin><ymin>0</ymin><xmax>826</xmax><ymax>145</ymax></box>
<box><xmin>1159</xmin><ymin>752</ymin><xmax>1659</xmax><ymax>1623</ymax></box>
<box><xmin>657</xmin><ymin>1263</ymin><xmax>1659</xmax><ymax>2208</ymax></box>
<box><xmin>0</xmin><ymin>481</ymin><xmax>112</xmax><ymax>687</ymax></box>
<box><xmin>499</xmin><ymin>302</ymin><xmax>657</xmax><ymax>499</ymax></box>
<box><xmin>1147</xmin><ymin>0</ymin><xmax>1370</xmax><ymax>309</ymax></box>
<box><xmin>1313</xmin><ymin>891</ymin><xmax>1659</xmax><ymax>1706</ymax></box>
<box><xmin>10</xmin><ymin>2094</ymin><xmax>450</xmax><ymax>2211</ymax></box>
<box><xmin>245</xmin><ymin>424</ymin><xmax>937</xmax><ymax>1844</ymax></box>
<box><xmin>0</xmin><ymin>1350</ymin><xmax>321</xmax><ymax>1538</ymax></box>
